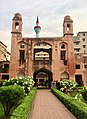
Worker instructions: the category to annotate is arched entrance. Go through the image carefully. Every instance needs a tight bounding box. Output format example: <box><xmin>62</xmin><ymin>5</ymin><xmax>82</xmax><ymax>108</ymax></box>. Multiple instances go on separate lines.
<box><xmin>33</xmin><ymin>68</ymin><xmax>53</xmax><ymax>88</ymax></box>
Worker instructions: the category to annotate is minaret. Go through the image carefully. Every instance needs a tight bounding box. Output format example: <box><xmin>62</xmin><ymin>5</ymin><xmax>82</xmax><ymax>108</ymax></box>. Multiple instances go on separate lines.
<box><xmin>34</xmin><ymin>16</ymin><xmax>41</xmax><ymax>38</ymax></box>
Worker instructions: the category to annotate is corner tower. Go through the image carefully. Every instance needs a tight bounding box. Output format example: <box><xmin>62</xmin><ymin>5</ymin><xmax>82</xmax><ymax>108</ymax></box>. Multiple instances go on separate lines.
<box><xmin>12</xmin><ymin>13</ymin><xmax>22</xmax><ymax>34</ymax></box>
<box><xmin>63</xmin><ymin>15</ymin><xmax>73</xmax><ymax>36</ymax></box>
<box><xmin>10</xmin><ymin>13</ymin><xmax>23</xmax><ymax>78</ymax></box>
<box><xmin>63</xmin><ymin>15</ymin><xmax>75</xmax><ymax>80</ymax></box>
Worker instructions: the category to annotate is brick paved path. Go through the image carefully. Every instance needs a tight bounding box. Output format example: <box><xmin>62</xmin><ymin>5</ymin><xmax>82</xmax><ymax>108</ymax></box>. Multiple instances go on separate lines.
<box><xmin>29</xmin><ymin>89</ymin><xmax>76</xmax><ymax>119</ymax></box>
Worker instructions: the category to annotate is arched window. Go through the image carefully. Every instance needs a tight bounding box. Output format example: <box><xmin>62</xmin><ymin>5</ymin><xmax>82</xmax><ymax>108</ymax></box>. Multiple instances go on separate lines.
<box><xmin>20</xmin><ymin>43</ymin><xmax>25</xmax><ymax>48</ymax></box>
<box><xmin>19</xmin><ymin>50</ymin><xmax>25</xmax><ymax>65</ymax></box>
<box><xmin>61</xmin><ymin>44</ymin><xmax>65</xmax><ymax>49</ymax></box>
<box><xmin>60</xmin><ymin>51</ymin><xmax>66</xmax><ymax>60</ymax></box>
<box><xmin>67</xmin><ymin>24</ymin><xmax>70</xmax><ymax>32</ymax></box>
<box><xmin>60</xmin><ymin>43</ymin><xmax>66</xmax><ymax>60</ymax></box>
<box><xmin>15</xmin><ymin>22</ymin><xmax>19</xmax><ymax>30</ymax></box>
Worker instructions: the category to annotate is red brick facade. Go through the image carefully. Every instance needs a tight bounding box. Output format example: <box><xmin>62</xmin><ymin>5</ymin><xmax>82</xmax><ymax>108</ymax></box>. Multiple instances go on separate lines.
<box><xmin>10</xmin><ymin>13</ymin><xmax>86</xmax><ymax>87</ymax></box>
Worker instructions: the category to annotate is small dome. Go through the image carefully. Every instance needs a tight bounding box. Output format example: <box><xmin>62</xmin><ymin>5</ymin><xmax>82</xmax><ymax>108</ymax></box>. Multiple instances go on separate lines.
<box><xmin>64</xmin><ymin>15</ymin><xmax>71</xmax><ymax>21</ymax></box>
<box><xmin>13</xmin><ymin>13</ymin><xmax>22</xmax><ymax>20</ymax></box>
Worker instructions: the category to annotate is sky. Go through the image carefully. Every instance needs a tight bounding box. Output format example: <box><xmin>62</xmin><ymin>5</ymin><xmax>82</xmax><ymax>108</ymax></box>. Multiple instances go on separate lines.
<box><xmin>0</xmin><ymin>0</ymin><xmax>87</xmax><ymax>51</ymax></box>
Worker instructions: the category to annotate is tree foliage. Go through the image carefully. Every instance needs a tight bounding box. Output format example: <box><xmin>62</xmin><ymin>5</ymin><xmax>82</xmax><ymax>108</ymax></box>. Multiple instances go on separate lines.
<box><xmin>0</xmin><ymin>85</ymin><xmax>25</xmax><ymax>117</ymax></box>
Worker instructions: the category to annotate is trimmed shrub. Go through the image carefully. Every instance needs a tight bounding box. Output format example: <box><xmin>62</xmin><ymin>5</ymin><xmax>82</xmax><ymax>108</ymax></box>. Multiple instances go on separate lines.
<box><xmin>0</xmin><ymin>85</ymin><xmax>25</xmax><ymax>117</ymax></box>
<box><xmin>10</xmin><ymin>87</ymin><xmax>36</xmax><ymax>119</ymax></box>
<box><xmin>81</xmin><ymin>87</ymin><xmax>87</xmax><ymax>101</ymax></box>
<box><xmin>0</xmin><ymin>80</ymin><xmax>3</xmax><ymax>87</ymax></box>
<box><xmin>51</xmin><ymin>88</ymin><xmax>87</xmax><ymax>119</ymax></box>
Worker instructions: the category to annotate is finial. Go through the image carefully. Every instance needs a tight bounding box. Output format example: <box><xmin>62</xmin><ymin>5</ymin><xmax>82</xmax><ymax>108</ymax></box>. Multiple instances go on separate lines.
<box><xmin>36</xmin><ymin>16</ymin><xmax>39</xmax><ymax>24</ymax></box>
<box><xmin>36</xmin><ymin>16</ymin><xmax>39</xmax><ymax>26</ymax></box>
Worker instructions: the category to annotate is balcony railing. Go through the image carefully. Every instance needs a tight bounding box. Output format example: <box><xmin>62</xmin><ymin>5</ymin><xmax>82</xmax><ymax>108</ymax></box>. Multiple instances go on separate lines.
<box><xmin>33</xmin><ymin>60</ymin><xmax>52</xmax><ymax>67</ymax></box>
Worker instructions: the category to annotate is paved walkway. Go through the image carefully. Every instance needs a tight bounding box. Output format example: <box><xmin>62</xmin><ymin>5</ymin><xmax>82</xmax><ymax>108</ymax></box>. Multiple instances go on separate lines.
<box><xmin>29</xmin><ymin>89</ymin><xmax>77</xmax><ymax>119</ymax></box>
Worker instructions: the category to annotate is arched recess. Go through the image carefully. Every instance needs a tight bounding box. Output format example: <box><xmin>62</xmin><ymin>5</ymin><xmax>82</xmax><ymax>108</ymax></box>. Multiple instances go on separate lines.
<box><xmin>15</xmin><ymin>22</ymin><xmax>19</xmax><ymax>30</ymax></box>
<box><xmin>59</xmin><ymin>42</ymin><xmax>68</xmax><ymax>65</ymax></box>
<box><xmin>33</xmin><ymin>68</ymin><xmax>53</xmax><ymax>88</ymax></box>
<box><xmin>60</xmin><ymin>72</ymin><xmax>69</xmax><ymax>81</ymax></box>
<box><xmin>33</xmin><ymin>42</ymin><xmax>52</xmax><ymax>66</ymax></box>
<box><xmin>18</xmin><ymin>41</ymin><xmax>26</xmax><ymax>66</ymax></box>
<box><xmin>17</xmin><ymin>72</ymin><xmax>25</xmax><ymax>77</ymax></box>
<box><xmin>67</xmin><ymin>24</ymin><xmax>70</xmax><ymax>32</ymax></box>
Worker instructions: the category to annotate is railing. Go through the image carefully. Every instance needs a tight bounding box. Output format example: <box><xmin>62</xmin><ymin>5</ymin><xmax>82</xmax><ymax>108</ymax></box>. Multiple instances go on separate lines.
<box><xmin>33</xmin><ymin>60</ymin><xmax>52</xmax><ymax>70</ymax></box>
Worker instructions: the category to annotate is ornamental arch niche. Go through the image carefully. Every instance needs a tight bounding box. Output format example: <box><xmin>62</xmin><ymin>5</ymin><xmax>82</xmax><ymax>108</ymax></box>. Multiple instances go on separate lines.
<box><xmin>33</xmin><ymin>68</ymin><xmax>53</xmax><ymax>88</ymax></box>
<box><xmin>17</xmin><ymin>72</ymin><xmax>25</xmax><ymax>77</ymax></box>
<box><xmin>60</xmin><ymin>72</ymin><xmax>69</xmax><ymax>81</ymax></box>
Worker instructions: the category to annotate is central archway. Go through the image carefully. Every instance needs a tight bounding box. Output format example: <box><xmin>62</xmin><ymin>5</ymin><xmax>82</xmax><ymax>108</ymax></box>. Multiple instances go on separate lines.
<box><xmin>33</xmin><ymin>68</ymin><xmax>53</xmax><ymax>88</ymax></box>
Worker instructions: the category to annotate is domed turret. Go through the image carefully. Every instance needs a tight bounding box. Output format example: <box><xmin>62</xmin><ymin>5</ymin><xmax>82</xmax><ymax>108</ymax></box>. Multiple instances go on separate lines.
<box><xmin>12</xmin><ymin>13</ymin><xmax>22</xmax><ymax>33</ymax></box>
<box><xmin>13</xmin><ymin>13</ymin><xmax>22</xmax><ymax>20</ymax></box>
<box><xmin>64</xmin><ymin>15</ymin><xmax>71</xmax><ymax>21</ymax></box>
<box><xmin>63</xmin><ymin>15</ymin><xmax>73</xmax><ymax>36</ymax></box>
<box><xmin>34</xmin><ymin>16</ymin><xmax>41</xmax><ymax>38</ymax></box>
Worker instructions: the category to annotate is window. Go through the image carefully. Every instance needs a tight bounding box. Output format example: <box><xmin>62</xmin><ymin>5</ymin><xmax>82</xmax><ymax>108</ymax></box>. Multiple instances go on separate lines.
<box><xmin>4</xmin><ymin>64</ymin><xmax>9</xmax><ymax>69</ymax></box>
<box><xmin>76</xmin><ymin>65</ymin><xmax>80</xmax><ymax>69</ymax></box>
<box><xmin>67</xmin><ymin>24</ymin><xmax>70</xmax><ymax>32</ymax></box>
<box><xmin>83</xmin><ymin>33</ymin><xmax>85</xmax><ymax>36</ymax></box>
<box><xmin>83</xmin><ymin>45</ymin><xmax>86</xmax><ymax>48</ymax></box>
<box><xmin>15</xmin><ymin>22</ymin><xmax>19</xmax><ymax>30</ymax></box>
<box><xmin>84</xmin><ymin>65</ymin><xmax>87</xmax><ymax>68</ymax></box>
<box><xmin>19</xmin><ymin>50</ymin><xmax>25</xmax><ymax>65</ymax></box>
<box><xmin>82</xmin><ymin>38</ymin><xmax>85</xmax><ymax>41</ymax></box>
<box><xmin>75</xmin><ymin>42</ymin><xmax>79</xmax><ymax>45</ymax></box>
<box><xmin>2</xmin><ymin>75</ymin><xmax>9</xmax><ymax>80</ymax></box>
<box><xmin>37</xmin><ymin>43</ymin><xmax>40</xmax><ymax>46</ymax></box>
<box><xmin>61</xmin><ymin>44</ymin><xmax>65</xmax><ymax>49</ymax></box>
<box><xmin>3</xmin><ymin>64</ymin><xmax>9</xmax><ymax>73</ymax></box>
<box><xmin>43</xmin><ymin>43</ymin><xmax>47</xmax><ymax>46</ymax></box>
<box><xmin>74</xmin><ymin>49</ymin><xmax>80</xmax><ymax>52</ymax></box>
<box><xmin>61</xmin><ymin>51</ymin><xmax>66</xmax><ymax>60</ymax></box>
<box><xmin>20</xmin><ymin>43</ymin><xmax>25</xmax><ymax>48</ymax></box>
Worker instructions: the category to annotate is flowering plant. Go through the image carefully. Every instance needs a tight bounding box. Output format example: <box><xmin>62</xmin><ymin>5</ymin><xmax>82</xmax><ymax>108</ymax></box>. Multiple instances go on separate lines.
<box><xmin>60</xmin><ymin>80</ymin><xmax>78</xmax><ymax>92</ymax></box>
<box><xmin>2</xmin><ymin>76</ymin><xmax>35</xmax><ymax>93</ymax></box>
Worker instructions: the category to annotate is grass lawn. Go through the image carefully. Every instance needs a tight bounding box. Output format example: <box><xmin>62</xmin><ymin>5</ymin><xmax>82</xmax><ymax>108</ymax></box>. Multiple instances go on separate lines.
<box><xmin>0</xmin><ymin>102</ymin><xmax>4</xmax><ymax>119</ymax></box>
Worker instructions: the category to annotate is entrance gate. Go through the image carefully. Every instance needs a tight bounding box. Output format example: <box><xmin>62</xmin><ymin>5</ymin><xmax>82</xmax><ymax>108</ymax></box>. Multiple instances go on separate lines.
<box><xmin>33</xmin><ymin>68</ymin><xmax>53</xmax><ymax>88</ymax></box>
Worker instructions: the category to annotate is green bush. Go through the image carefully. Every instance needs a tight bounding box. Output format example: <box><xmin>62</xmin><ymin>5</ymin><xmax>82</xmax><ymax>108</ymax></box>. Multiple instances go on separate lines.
<box><xmin>10</xmin><ymin>87</ymin><xmax>36</xmax><ymax>119</ymax></box>
<box><xmin>81</xmin><ymin>87</ymin><xmax>87</xmax><ymax>101</ymax></box>
<box><xmin>0</xmin><ymin>80</ymin><xmax>3</xmax><ymax>87</ymax></box>
<box><xmin>0</xmin><ymin>85</ymin><xmax>25</xmax><ymax>117</ymax></box>
<box><xmin>2</xmin><ymin>76</ymin><xmax>35</xmax><ymax>93</ymax></box>
<box><xmin>51</xmin><ymin>88</ymin><xmax>87</xmax><ymax>119</ymax></box>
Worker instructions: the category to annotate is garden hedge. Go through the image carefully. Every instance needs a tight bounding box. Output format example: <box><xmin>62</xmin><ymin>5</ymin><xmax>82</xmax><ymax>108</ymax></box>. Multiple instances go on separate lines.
<box><xmin>51</xmin><ymin>88</ymin><xmax>87</xmax><ymax>119</ymax></box>
<box><xmin>10</xmin><ymin>87</ymin><xmax>36</xmax><ymax>119</ymax></box>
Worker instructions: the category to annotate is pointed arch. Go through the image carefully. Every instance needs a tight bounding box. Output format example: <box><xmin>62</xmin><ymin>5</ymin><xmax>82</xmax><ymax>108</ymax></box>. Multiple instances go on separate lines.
<box><xmin>60</xmin><ymin>72</ymin><xmax>69</xmax><ymax>81</ymax></box>
<box><xmin>33</xmin><ymin>68</ymin><xmax>53</xmax><ymax>88</ymax></box>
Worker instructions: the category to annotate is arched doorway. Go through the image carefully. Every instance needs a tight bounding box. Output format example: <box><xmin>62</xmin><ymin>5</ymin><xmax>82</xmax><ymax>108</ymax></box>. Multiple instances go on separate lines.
<box><xmin>33</xmin><ymin>68</ymin><xmax>53</xmax><ymax>88</ymax></box>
